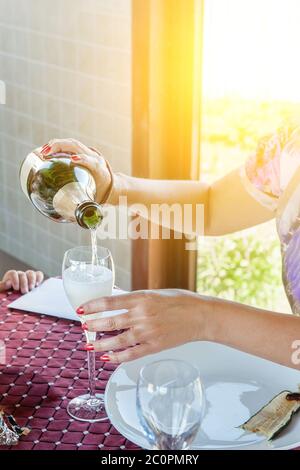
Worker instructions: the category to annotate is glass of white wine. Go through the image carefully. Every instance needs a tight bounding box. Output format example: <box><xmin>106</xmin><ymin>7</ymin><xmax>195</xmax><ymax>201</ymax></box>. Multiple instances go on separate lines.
<box><xmin>62</xmin><ymin>245</ymin><xmax>114</xmax><ymax>422</ymax></box>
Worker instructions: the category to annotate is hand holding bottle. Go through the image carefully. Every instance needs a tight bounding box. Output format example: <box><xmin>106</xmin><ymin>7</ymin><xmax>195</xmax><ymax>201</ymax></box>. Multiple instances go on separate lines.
<box><xmin>20</xmin><ymin>140</ymin><xmax>115</xmax><ymax>229</ymax></box>
<box><xmin>40</xmin><ymin>138</ymin><xmax>112</xmax><ymax>205</ymax></box>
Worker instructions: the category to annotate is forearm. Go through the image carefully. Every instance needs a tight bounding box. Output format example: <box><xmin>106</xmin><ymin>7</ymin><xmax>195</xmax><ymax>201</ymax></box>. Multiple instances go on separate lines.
<box><xmin>111</xmin><ymin>174</ymin><xmax>208</xmax><ymax>206</ymax></box>
<box><xmin>203</xmin><ymin>298</ymin><xmax>300</xmax><ymax>370</ymax></box>
<box><xmin>108</xmin><ymin>169</ymin><xmax>273</xmax><ymax>236</ymax></box>
<box><xmin>109</xmin><ymin>173</ymin><xmax>209</xmax><ymax>234</ymax></box>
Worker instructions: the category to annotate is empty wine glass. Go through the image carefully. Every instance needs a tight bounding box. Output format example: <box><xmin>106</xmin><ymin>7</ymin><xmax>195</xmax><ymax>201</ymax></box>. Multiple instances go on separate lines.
<box><xmin>62</xmin><ymin>245</ymin><xmax>114</xmax><ymax>422</ymax></box>
<box><xmin>137</xmin><ymin>359</ymin><xmax>204</xmax><ymax>450</ymax></box>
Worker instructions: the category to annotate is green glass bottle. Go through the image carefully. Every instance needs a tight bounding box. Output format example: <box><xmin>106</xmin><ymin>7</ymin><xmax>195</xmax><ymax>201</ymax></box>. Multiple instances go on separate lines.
<box><xmin>20</xmin><ymin>151</ymin><xmax>103</xmax><ymax>230</ymax></box>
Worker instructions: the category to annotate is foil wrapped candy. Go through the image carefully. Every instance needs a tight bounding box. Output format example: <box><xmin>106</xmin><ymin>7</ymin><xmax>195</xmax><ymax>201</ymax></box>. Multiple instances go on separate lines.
<box><xmin>0</xmin><ymin>408</ymin><xmax>30</xmax><ymax>446</ymax></box>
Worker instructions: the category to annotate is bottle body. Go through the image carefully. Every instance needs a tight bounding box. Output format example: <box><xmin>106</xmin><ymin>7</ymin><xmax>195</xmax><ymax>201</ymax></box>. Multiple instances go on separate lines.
<box><xmin>20</xmin><ymin>150</ymin><xmax>103</xmax><ymax>229</ymax></box>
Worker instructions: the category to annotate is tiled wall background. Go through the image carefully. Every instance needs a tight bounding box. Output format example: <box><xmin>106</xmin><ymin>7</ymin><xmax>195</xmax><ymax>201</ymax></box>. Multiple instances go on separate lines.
<box><xmin>0</xmin><ymin>0</ymin><xmax>132</xmax><ymax>290</ymax></box>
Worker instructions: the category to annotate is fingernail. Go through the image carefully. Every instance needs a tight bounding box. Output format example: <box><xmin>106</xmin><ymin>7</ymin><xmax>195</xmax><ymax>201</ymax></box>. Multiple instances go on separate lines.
<box><xmin>76</xmin><ymin>307</ymin><xmax>85</xmax><ymax>315</ymax></box>
<box><xmin>30</xmin><ymin>284</ymin><xmax>34</xmax><ymax>290</ymax></box>
<box><xmin>71</xmin><ymin>155</ymin><xmax>81</xmax><ymax>162</ymax></box>
<box><xmin>5</xmin><ymin>281</ymin><xmax>11</xmax><ymax>289</ymax></box>
<box><xmin>81</xmin><ymin>323</ymin><xmax>88</xmax><ymax>331</ymax></box>
<box><xmin>84</xmin><ymin>344</ymin><xmax>94</xmax><ymax>351</ymax></box>
<box><xmin>100</xmin><ymin>355</ymin><xmax>110</xmax><ymax>362</ymax></box>
<box><xmin>42</xmin><ymin>145</ymin><xmax>51</xmax><ymax>154</ymax></box>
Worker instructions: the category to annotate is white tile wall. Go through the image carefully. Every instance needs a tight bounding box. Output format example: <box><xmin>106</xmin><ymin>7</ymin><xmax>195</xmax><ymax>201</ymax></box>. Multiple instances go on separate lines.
<box><xmin>0</xmin><ymin>0</ymin><xmax>132</xmax><ymax>290</ymax></box>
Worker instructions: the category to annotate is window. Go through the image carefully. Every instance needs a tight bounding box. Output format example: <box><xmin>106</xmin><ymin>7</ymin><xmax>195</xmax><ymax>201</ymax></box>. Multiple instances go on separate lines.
<box><xmin>197</xmin><ymin>0</ymin><xmax>300</xmax><ymax>312</ymax></box>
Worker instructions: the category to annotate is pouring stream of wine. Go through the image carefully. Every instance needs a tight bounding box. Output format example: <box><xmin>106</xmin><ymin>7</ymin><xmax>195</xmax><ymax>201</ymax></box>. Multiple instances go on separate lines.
<box><xmin>91</xmin><ymin>229</ymin><xmax>98</xmax><ymax>271</ymax></box>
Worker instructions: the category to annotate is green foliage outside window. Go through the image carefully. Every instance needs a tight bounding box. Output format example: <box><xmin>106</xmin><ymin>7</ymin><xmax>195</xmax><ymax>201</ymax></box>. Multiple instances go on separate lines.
<box><xmin>197</xmin><ymin>230</ymin><xmax>284</xmax><ymax>310</ymax></box>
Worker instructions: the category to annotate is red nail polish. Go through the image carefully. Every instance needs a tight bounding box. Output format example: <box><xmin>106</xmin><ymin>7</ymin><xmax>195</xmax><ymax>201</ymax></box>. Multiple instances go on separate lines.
<box><xmin>71</xmin><ymin>155</ymin><xmax>81</xmax><ymax>161</ymax></box>
<box><xmin>84</xmin><ymin>344</ymin><xmax>94</xmax><ymax>351</ymax></box>
<box><xmin>42</xmin><ymin>145</ymin><xmax>51</xmax><ymax>154</ymax></box>
<box><xmin>76</xmin><ymin>307</ymin><xmax>85</xmax><ymax>315</ymax></box>
<box><xmin>81</xmin><ymin>323</ymin><xmax>88</xmax><ymax>331</ymax></box>
<box><xmin>100</xmin><ymin>355</ymin><xmax>110</xmax><ymax>362</ymax></box>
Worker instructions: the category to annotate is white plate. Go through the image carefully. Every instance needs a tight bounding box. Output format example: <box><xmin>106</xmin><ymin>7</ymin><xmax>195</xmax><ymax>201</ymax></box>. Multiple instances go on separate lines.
<box><xmin>105</xmin><ymin>341</ymin><xmax>300</xmax><ymax>450</ymax></box>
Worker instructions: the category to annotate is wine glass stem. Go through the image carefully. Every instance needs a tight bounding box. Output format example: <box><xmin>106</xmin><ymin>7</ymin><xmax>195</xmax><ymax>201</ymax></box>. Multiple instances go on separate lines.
<box><xmin>87</xmin><ymin>350</ymin><xmax>97</xmax><ymax>400</ymax></box>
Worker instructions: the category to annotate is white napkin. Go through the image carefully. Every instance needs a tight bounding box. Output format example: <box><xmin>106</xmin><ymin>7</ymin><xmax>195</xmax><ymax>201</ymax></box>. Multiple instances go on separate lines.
<box><xmin>8</xmin><ymin>278</ymin><xmax>128</xmax><ymax>322</ymax></box>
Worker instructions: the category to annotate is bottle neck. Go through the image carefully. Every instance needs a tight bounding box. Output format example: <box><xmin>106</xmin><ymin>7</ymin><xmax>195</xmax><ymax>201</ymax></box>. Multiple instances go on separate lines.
<box><xmin>52</xmin><ymin>182</ymin><xmax>96</xmax><ymax>223</ymax></box>
<box><xmin>75</xmin><ymin>201</ymin><xmax>103</xmax><ymax>230</ymax></box>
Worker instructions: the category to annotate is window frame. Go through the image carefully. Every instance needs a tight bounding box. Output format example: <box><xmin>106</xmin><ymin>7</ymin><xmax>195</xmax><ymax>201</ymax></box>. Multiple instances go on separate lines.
<box><xmin>131</xmin><ymin>0</ymin><xmax>204</xmax><ymax>290</ymax></box>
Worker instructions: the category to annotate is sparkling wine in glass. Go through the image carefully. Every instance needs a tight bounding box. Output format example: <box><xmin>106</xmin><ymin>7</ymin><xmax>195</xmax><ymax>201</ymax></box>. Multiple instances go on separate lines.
<box><xmin>137</xmin><ymin>359</ymin><xmax>204</xmax><ymax>450</ymax></box>
<box><xmin>62</xmin><ymin>245</ymin><xmax>114</xmax><ymax>422</ymax></box>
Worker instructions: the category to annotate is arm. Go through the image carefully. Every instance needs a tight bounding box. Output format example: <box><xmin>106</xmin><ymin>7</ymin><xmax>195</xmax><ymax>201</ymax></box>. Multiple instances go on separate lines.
<box><xmin>109</xmin><ymin>168</ymin><xmax>274</xmax><ymax>236</ymax></box>
<box><xmin>40</xmin><ymin>139</ymin><xmax>274</xmax><ymax>236</ymax></box>
<box><xmin>78</xmin><ymin>290</ymin><xmax>300</xmax><ymax>370</ymax></box>
<box><xmin>207</xmin><ymin>297</ymin><xmax>300</xmax><ymax>369</ymax></box>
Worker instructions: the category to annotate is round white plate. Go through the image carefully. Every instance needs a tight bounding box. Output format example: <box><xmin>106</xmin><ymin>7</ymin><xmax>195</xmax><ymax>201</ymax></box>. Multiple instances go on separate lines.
<box><xmin>105</xmin><ymin>341</ymin><xmax>300</xmax><ymax>450</ymax></box>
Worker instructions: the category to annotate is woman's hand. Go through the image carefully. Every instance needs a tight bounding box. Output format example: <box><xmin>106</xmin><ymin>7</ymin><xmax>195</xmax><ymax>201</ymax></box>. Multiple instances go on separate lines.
<box><xmin>39</xmin><ymin>138</ymin><xmax>112</xmax><ymax>204</ymax></box>
<box><xmin>78</xmin><ymin>290</ymin><xmax>211</xmax><ymax>363</ymax></box>
<box><xmin>0</xmin><ymin>270</ymin><xmax>44</xmax><ymax>294</ymax></box>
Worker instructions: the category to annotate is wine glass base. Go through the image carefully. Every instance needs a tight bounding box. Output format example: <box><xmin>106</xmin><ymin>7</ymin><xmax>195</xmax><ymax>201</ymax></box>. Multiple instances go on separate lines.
<box><xmin>67</xmin><ymin>393</ymin><xmax>108</xmax><ymax>422</ymax></box>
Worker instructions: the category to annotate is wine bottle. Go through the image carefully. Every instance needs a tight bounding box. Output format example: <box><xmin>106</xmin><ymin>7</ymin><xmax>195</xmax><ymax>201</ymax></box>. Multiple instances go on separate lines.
<box><xmin>20</xmin><ymin>150</ymin><xmax>103</xmax><ymax>230</ymax></box>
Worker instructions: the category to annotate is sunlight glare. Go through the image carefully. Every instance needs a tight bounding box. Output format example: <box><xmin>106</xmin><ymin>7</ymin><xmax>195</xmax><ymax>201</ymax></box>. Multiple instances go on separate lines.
<box><xmin>203</xmin><ymin>0</ymin><xmax>300</xmax><ymax>101</ymax></box>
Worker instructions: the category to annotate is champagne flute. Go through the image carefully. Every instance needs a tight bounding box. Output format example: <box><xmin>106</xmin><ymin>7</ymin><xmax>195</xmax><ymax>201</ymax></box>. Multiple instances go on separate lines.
<box><xmin>137</xmin><ymin>359</ymin><xmax>204</xmax><ymax>450</ymax></box>
<box><xmin>62</xmin><ymin>245</ymin><xmax>114</xmax><ymax>422</ymax></box>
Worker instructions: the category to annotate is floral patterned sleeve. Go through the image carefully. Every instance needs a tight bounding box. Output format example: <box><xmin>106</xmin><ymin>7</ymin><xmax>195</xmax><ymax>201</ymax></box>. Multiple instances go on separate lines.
<box><xmin>241</xmin><ymin>122</ymin><xmax>300</xmax><ymax>212</ymax></box>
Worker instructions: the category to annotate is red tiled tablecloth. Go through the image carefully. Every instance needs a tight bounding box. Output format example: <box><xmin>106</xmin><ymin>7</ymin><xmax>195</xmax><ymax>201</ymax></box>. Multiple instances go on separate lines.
<box><xmin>0</xmin><ymin>290</ymin><xmax>139</xmax><ymax>451</ymax></box>
<box><xmin>1</xmin><ymin>290</ymin><xmax>299</xmax><ymax>452</ymax></box>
